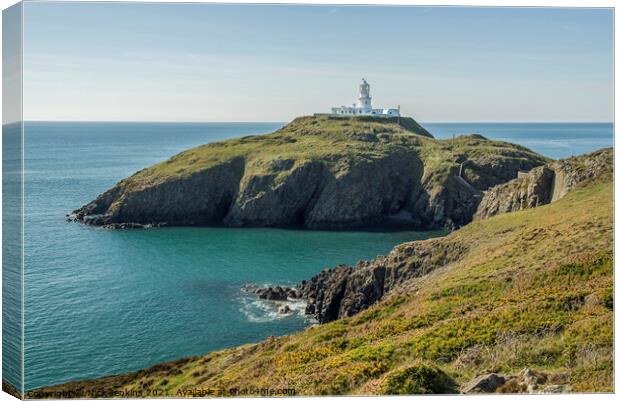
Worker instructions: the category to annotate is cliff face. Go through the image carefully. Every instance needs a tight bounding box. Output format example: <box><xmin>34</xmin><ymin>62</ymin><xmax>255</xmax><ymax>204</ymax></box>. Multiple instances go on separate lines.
<box><xmin>298</xmin><ymin>239</ymin><xmax>466</xmax><ymax>323</ymax></box>
<box><xmin>38</xmin><ymin>165</ymin><xmax>613</xmax><ymax>395</ymax></box>
<box><xmin>474</xmin><ymin>148</ymin><xmax>612</xmax><ymax>220</ymax></box>
<box><xmin>70</xmin><ymin>116</ymin><xmax>548</xmax><ymax>230</ymax></box>
<box><xmin>254</xmin><ymin>149</ymin><xmax>613</xmax><ymax>324</ymax></box>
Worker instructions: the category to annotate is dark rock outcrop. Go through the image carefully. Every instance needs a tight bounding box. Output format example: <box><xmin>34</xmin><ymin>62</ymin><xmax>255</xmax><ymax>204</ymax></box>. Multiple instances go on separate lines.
<box><xmin>251</xmin><ymin>149</ymin><xmax>612</xmax><ymax>324</ymax></box>
<box><xmin>278</xmin><ymin>305</ymin><xmax>292</xmax><ymax>315</ymax></box>
<box><xmin>260</xmin><ymin>238</ymin><xmax>467</xmax><ymax>323</ymax></box>
<box><xmin>254</xmin><ymin>286</ymin><xmax>296</xmax><ymax>301</ymax></box>
<box><xmin>70</xmin><ymin>116</ymin><xmax>548</xmax><ymax>231</ymax></box>
<box><xmin>475</xmin><ymin>148</ymin><xmax>612</xmax><ymax>220</ymax></box>
<box><xmin>462</xmin><ymin>373</ymin><xmax>507</xmax><ymax>393</ymax></box>
<box><xmin>473</xmin><ymin>167</ymin><xmax>555</xmax><ymax>218</ymax></box>
<box><xmin>254</xmin><ymin>286</ymin><xmax>289</xmax><ymax>301</ymax></box>
<box><xmin>71</xmin><ymin>157</ymin><xmax>246</xmax><ymax>227</ymax></box>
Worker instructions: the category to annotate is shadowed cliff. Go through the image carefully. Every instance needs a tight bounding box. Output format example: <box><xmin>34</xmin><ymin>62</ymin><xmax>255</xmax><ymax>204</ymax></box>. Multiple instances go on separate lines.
<box><xmin>69</xmin><ymin>115</ymin><xmax>548</xmax><ymax>230</ymax></box>
<box><xmin>40</xmin><ymin>148</ymin><xmax>613</xmax><ymax>396</ymax></box>
<box><xmin>258</xmin><ymin>149</ymin><xmax>613</xmax><ymax>324</ymax></box>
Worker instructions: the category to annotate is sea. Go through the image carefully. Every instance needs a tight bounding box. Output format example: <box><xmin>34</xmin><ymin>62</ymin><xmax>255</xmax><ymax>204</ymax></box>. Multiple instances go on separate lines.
<box><xmin>3</xmin><ymin>121</ymin><xmax>613</xmax><ymax>390</ymax></box>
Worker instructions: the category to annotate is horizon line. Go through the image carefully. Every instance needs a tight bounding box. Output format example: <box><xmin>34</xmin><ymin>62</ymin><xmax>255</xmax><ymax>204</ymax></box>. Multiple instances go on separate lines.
<box><xmin>5</xmin><ymin>119</ymin><xmax>615</xmax><ymax>125</ymax></box>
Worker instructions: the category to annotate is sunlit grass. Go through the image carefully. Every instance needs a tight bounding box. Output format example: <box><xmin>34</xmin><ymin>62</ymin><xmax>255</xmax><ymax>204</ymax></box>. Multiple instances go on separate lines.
<box><xmin>37</xmin><ymin>170</ymin><xmax>613</xmax><ymax>396</ymax></box>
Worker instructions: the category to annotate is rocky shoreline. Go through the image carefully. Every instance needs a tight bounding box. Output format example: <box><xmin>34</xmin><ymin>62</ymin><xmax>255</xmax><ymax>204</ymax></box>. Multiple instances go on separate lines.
<box><xmin>245</xmin><ymin>238</ymin><xmax>466</xmax><ymax>323</ymax></box>
<box><xmin>249</xmin><ymin>148</ymin><xmax>613</xmax><ymax>324</ymax></box>
<box><xmin>68</xmin><ymin>115</ymin><xmax>548</xmax><ymax>231</ymax></box>
<box><xmin>65</xmin><ymin>215</ymin><xmax>165</xmax><ymax>230</ymax></box>
<box><xmin>240</xmin><ymin>284</ymin><xmax>304</xmax><ymax>316</ymax></box>
<box><xmin>35</xmin><ymin>145</ymin><xmax>613</xmax><ymax>395</ymax></box>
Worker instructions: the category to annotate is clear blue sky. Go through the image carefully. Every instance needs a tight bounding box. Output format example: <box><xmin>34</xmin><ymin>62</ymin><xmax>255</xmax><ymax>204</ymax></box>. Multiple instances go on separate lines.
<box><xmin>22</xmin><ymin>3</ymin><xmax>613</xmax><ymax>122</ymax></box>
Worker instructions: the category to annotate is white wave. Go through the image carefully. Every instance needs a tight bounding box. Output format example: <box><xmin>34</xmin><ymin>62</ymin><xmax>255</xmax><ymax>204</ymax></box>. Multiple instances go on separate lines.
<box><xmin>238</xmin><ymin>292</ymin><xmax>313</xmax><ymax>324</ymax></box>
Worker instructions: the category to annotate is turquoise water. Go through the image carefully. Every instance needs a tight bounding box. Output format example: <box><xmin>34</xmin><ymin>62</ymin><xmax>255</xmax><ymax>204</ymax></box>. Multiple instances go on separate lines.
<box><xmin>20</xmin><ymin>122</ymin><xmax>443</xmax><ymax>390</ymax></box>
<box><xmin>15</xmin><ymin>122</ymin><xmax>613</xmax><ymax>390</ymax></box>
<box><xmin>3</xmin><ymin>123</ymin><xmax>23</xmax><ymax>391</ymax></box>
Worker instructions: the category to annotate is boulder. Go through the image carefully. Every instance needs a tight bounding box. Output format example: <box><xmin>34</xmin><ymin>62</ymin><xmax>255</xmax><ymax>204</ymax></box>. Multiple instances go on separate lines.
<box><xmin>254</xmin><ymin>286</ymin><xmax>288</xmax><ymax>301</ymax></box>
<box><xmin>462</xmin><ymin>373</ymin><xmax>507</xmax><ymax>393</ymax></box>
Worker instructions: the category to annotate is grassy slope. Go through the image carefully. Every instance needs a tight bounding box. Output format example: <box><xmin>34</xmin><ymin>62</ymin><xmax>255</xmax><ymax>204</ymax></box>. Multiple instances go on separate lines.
<box><xmin>121</xmin><ymin>116</ymin><xmax>547</xmax><ymax>192</ymax></box>
<box><xmin>39</xmin><ymin>173</ymin><xmax>613</xmax><ymax>396</ymax></box>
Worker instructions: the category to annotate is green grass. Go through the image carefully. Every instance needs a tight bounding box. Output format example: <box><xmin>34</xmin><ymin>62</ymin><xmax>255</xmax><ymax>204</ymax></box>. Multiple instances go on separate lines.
<box><xmin>36</xmin><ymin>169</ymin><xmax>613</xmax><ymax>397</ymax></box>
<box><xmin>114</xmin><ymin>115</ymin><xmax>548</xmax><ymax>193</ymax></box>
<box><xmin>382</xmin><ymin>364</ymin><xmax>458</xmax><ymax>394</ymax></box>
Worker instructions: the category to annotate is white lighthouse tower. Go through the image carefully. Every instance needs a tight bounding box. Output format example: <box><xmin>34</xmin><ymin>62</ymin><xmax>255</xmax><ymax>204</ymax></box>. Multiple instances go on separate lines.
<box><xmin>357</xmin><ymin>78</ymin><xmax>372</xmax><ymax>112</ymax></box>
<box><xmin>329</xmin><ymin>79</ymin><xmax>400</xmax><ymax>117</ymax></box>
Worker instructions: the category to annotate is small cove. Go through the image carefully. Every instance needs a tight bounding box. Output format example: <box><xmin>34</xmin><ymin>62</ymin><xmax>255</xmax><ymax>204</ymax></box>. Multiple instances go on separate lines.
<box><xmin>16</xmin><ymin>121</ymin><xmax>612</xmax><ymax>389</ymax></box>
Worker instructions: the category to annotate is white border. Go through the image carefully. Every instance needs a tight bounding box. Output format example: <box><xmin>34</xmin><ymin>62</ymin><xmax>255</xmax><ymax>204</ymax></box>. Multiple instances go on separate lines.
<box><xmin>0</xmin><ymin>1</ymin><xmax>616</xmax><ymax>401</ymax></box>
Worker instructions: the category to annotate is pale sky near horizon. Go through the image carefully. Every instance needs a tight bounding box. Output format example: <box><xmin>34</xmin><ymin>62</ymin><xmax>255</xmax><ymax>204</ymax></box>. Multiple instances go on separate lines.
<box><xmin>19</xmin><ymin>3</ymin><xmax>614</xmax><ymax>122</ymax></box>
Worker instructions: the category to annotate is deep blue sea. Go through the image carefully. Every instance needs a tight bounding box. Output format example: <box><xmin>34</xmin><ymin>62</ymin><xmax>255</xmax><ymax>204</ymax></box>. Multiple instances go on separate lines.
<box><xmin>426</xmin><ymin>122</ymin><xmax>613</xmax><ymax>159</ymax></box>
<box><xmin>10</xmin><ymin>121</ymin><xmax>613</xmax><ymax>390</ymax></box>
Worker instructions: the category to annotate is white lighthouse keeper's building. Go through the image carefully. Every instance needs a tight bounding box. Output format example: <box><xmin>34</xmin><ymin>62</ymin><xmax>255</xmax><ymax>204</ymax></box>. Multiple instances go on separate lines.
<box><xmin>330</xmin><ymin>79</ymin><xmax>400</xmax><ymax>117</ymax></box>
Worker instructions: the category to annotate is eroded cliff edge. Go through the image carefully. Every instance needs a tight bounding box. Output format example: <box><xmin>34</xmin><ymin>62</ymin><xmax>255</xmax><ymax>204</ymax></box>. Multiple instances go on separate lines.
<box><xmin>474</xmin><ymin>148</ymin><xmax>612</xmax><ymax>220</ymax></box>
<box><xmin>257</xmin><ymin>148</ymin><xmax>613</xmax><ymax>323</ymax></box>
<box><xmin>39</xmin><ymin>148</ymin><xmax>613</xmax><ymax>395</ymax></box>
<box><xmin>70</xmin><ymin>116</ymin><xmax>548</xmax><ymax>230</ymax></box>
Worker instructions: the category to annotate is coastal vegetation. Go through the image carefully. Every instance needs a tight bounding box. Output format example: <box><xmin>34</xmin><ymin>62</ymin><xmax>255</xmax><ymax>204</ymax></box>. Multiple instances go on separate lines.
<box><xmin>70</xmin><ymin>115</ymin><xmax>548</xmax><ymax>230</ymax></box>
<box><xmin>38</xmin><ymin>147</ymin><xmax>613</xmax><ymax>396</ymax></box>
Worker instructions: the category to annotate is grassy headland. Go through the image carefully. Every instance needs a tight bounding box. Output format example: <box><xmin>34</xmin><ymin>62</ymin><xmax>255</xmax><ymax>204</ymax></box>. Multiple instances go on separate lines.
<box><xmin>71</xmin><ymin>115</ymin><xmax>548</xmax><ymax>230</ymax></box>
<box><xmin>39</xmin><ymin>153</ymin><xmax>613</xmax><ymax>396</ymax></box>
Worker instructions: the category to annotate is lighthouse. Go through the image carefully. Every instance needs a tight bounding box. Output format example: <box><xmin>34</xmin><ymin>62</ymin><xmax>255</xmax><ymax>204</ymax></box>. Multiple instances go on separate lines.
<box><xmin>357</xmin><ymin>78</ymin><xmax>372</xmax><ymax>112</ymax></box>
<box><xmin>329</xmin><ymin>79</ymin><xmax>400</xmax><ymax>117</ymax></box>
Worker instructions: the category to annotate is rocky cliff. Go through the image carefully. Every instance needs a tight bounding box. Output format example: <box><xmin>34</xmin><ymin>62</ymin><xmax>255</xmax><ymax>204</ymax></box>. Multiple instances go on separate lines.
<box><xmin>38</xmin><ymin>166</ymin><xmax>613</xmax><ymax>395</ymax></box>
<box><xmin>254</xmin><ymin>148</ymin><xmax>613</xmax><ymax>324</ymax></box>
<box><xmin>70</xmin><ymin>116</ymin><xmax>547</xmax><ymax>230</ymax></box>
<box><xmin>474</xmin><ymin>148</ymin><xmax>612</xmax><ymax>220</ymax></box>
<box><xmin>289</xmin><ymin>238</ymin><xmax>466</xmax><ymax>323</ymax></box>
